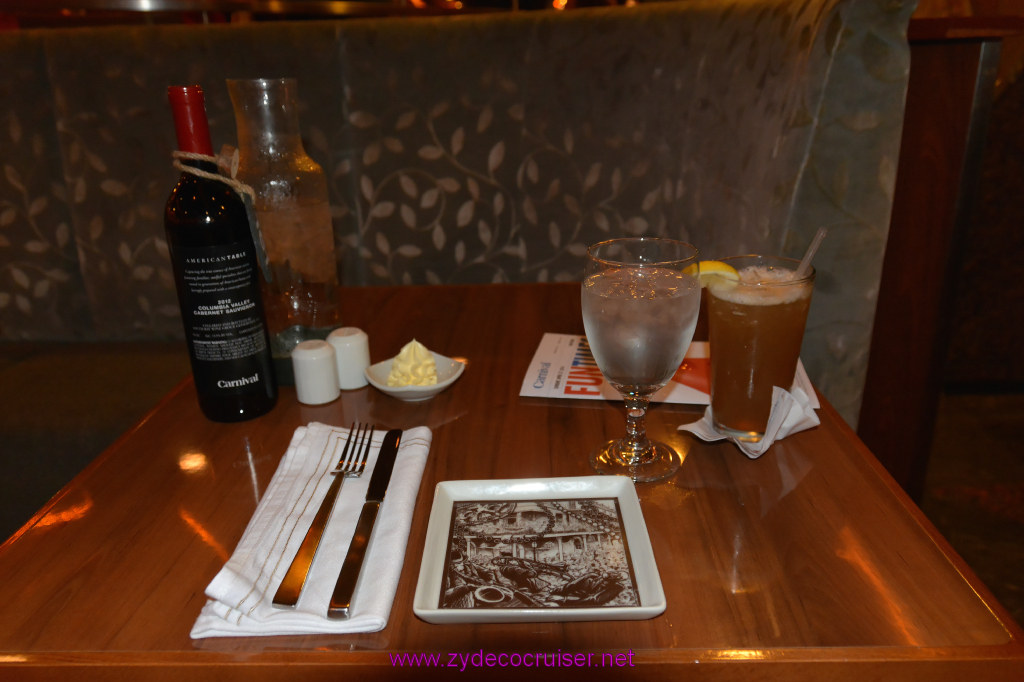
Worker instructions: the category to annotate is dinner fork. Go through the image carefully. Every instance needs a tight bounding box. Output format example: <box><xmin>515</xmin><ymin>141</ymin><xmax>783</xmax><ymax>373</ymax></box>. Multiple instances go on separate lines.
<box><xmin>272</xmin><ymin>422</ymin><xmax>374</xmax><ymax>607</ymax></box>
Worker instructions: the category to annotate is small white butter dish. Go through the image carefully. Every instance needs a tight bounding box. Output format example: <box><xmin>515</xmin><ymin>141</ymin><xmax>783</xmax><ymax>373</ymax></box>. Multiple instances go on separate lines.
<box><xmin>365</xmin><ymin>352</ymin><xmax>465</xmax><ymax>401</ymax></box>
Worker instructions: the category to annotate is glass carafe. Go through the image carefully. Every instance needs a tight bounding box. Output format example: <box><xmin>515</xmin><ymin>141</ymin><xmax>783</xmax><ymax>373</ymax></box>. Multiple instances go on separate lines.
<box><xmin>227</xmin><ymin>78</ymin><xmax>340</xmax><ymax>384</ymax></box>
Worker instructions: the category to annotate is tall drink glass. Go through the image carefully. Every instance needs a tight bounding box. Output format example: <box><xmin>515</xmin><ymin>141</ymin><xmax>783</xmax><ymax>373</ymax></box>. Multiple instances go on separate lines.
<box><xmin>706</xmin><ymin>255</ymin><xmax>815</xmax><ymax>442</ymax></box>
<box><xmin>581</xmin><ymin>238</ymin><xmax>701</xmax><ymax>482</ymax></box>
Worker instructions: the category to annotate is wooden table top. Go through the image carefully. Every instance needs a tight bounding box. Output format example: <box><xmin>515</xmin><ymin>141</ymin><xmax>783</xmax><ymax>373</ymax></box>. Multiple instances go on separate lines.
<box><xmin>1</xmin><ymin>283</ymin><xmax>1021</xmax><ymax>681</ymax></box>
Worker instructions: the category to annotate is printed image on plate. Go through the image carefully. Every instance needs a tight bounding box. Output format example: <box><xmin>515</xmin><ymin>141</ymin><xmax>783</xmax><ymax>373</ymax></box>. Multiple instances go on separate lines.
<box><xmin>413</xmin><ymin>476</ymin><xmax>665</xmax><ymax>623</ymax></box>
<box><xmin>439</xmin><ymin>498</ymin><xmax>639</xmax><ymax>610</ymax></box>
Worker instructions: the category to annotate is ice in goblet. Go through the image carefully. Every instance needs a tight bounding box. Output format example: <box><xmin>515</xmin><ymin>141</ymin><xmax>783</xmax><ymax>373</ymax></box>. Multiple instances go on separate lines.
<box><xmin>581</xmin><ymin>238</ymin><xmax>700</xmax><ymax>483</ymax></box>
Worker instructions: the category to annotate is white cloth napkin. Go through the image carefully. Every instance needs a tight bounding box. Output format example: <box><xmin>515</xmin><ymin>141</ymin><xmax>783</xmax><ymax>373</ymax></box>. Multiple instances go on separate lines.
<box><xmin>678</xmin><ymin>386</ymin><xmax>819</xmax><ymax>458</ymax></box>
<box><xmin>190</xmin><ymin>423</ymin><xmax>432</xmax><ymax>638</ymax></box>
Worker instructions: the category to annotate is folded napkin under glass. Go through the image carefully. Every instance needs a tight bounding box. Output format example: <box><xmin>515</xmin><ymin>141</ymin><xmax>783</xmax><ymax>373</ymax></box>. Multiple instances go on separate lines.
<box><xmin>191</xmin><ymin>423</ymin><xmax>432</xmax><ymax>638</ymax></box>
<box><xmin>679</xmin><ymin>386</ymin><xmax>819</xmax><ymax>458</ymax></box>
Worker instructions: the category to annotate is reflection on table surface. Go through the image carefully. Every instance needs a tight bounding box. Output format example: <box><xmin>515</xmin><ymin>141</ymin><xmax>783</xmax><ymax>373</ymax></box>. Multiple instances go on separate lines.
<box><xmin>0</xmin><ymin>283</ymin><xmax>1021</xmax><ymax>681</ymax></box>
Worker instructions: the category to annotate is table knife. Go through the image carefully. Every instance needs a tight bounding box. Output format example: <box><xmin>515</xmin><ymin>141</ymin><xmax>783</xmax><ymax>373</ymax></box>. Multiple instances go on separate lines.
<box><xmin>327</xmin><ymin>428</ymin><xmax>402</xmax><ymax>619</ymax></box>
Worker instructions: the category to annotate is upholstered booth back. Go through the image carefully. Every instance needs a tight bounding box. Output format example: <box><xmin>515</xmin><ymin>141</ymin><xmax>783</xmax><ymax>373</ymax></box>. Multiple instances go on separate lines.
<box><xmin>0</xmin><ymin>0</ymin><xmax>916</xmax><ymax>425</ymax></box>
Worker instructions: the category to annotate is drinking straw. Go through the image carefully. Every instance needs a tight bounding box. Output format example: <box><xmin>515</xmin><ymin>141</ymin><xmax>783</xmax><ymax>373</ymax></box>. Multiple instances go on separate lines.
<box><xmin>795</xmin><ymin>227</ymin><xmax>827</xmax><ymax>277</ymax></box>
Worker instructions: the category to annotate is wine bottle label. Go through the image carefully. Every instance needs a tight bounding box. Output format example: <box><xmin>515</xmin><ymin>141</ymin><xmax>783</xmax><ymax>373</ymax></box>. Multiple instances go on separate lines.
<box><xmin>179</xmin><ymin>243</ymin><xmax>268</xmax><ymax>363</ymax></box>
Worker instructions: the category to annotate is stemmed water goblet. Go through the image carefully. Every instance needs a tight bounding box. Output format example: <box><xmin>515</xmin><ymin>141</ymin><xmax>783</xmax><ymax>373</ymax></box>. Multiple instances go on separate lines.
<box><xmin>581</xmin><ymin>238</ymin><xmax>701</xmax><ymax>483</ymax></box>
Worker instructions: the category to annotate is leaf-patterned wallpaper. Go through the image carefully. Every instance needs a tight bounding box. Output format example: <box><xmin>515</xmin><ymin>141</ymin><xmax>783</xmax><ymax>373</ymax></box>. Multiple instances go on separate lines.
<box><xmin>0</xmin><ymin>33</ymin><xmax>92</xmax><ymax>336</ymax></box>
<box><xmin>0</xmin><ymin>0</ymin><xmax>915</xmax><ymax>426</ymax></box>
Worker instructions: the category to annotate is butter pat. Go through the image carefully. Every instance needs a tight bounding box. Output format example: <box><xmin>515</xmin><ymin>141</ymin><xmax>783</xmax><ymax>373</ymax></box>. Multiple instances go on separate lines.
<box><xmin>386</xmin><ymin>339</ymin><xmax>438</xmax><ymax>387</ymax></box>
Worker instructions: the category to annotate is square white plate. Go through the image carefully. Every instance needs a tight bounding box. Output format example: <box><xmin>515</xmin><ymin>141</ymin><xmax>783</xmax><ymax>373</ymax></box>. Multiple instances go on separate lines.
<box><xmin>412</xmin><ymin>476</ymin><xmax>666</xmax><ymax>623</ymax></box>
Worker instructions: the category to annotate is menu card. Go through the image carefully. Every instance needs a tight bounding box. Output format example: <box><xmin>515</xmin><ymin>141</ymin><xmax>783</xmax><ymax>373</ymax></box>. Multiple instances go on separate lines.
<box><xmin>519</xmin><ymin>333</ymin><xmax>818</xmax><ymax>408</ymax></box>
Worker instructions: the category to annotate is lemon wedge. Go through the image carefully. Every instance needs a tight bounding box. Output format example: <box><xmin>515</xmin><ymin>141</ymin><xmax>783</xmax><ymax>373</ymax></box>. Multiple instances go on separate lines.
<box><xmin>684</xmin><ymin>260</ymin><xmax>740</xmax><ymax>287</ymax></box>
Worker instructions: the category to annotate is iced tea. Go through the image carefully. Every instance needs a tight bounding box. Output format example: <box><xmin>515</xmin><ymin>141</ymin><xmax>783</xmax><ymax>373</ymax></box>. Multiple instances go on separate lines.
<box><xmin>706</xmin><ymin>255</ymin><xmax>814</xmax><ymax>442</ymax></box>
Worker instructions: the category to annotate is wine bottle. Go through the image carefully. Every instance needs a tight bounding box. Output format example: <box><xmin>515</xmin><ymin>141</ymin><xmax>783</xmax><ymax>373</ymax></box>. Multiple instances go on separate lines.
<box><xmin>164</xmin><ymin>85</ymin><xmax>278</xmax><ymax>422</ymax></box>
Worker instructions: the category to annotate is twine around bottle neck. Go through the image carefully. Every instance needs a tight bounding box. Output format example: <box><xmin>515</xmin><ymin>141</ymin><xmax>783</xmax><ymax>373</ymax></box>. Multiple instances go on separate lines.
<box><xmin>172</xmin><ymin>150</ymin><xmax>254</xmax><ymax>201</ymax></box>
